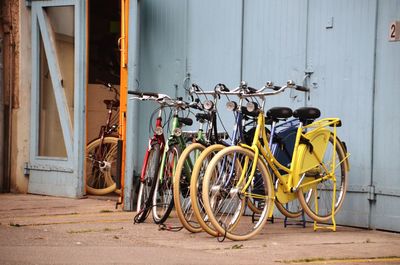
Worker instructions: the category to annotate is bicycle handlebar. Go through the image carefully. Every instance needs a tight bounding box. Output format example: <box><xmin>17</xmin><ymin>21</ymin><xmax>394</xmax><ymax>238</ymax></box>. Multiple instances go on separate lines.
<box><xmin>128</xmin><ymin>90</ymin><xmax>160</xmax><ymax>98</ymax></box>
<box><xmin>128</xmin><ymin>90</ymin><xmax>206</xmax><ymax>111</ymax></box>
<box><xmin>128</xmin><ymin>90</ymin><xmax>174</xmax><ymax>105</ymax></box>
<box><xmin>189</xmin><ymin>83</ymin><xmax>219</xmax><ymax>96</ymax></box>
<box><xmin>237</xmin><ymin>80</ymin><xmax>310</xmax><ymax>98</ymax></box>
<box><xmin>286</xmin><ymin>80</ymin><xmax>310</xmax><ymax>92</ymax></box>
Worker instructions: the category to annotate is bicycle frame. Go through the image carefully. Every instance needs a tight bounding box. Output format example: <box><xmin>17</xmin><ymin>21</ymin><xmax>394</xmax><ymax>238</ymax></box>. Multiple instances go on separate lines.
<box><xmin>158</xmin><ymin>112</ymin><xmax>189</xmax><ymax>183</ymax></box>
<box><xmin>98</xmin><ymin>104</ymin><xmax>119</xmax><ymax>139</ymax></box>
<box><xmin>237</xmin><ymin>111</ymin><xmax>345</xmax><ymax>203</ymax></box>
<box><xmin>89</xmin><ymin>96</ymin><xmax>119</xmax><ymax>169</ymax></box>
<box><xmin>140</xmin><ymin>109</ymin><xmax>165</xmax><ymax>183</ymax></box>
<box><xmin>215</xmin><ymin>105</ymin><xmax>260</xmax><ymax>189</ymax></box>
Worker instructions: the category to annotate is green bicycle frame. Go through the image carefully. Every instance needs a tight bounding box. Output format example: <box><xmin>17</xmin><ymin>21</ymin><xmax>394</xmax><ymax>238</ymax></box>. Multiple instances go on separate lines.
<box><xmin>158</xmin><ymin>114</ymin><xmax>195</xmax><ymax>183</ymax></box>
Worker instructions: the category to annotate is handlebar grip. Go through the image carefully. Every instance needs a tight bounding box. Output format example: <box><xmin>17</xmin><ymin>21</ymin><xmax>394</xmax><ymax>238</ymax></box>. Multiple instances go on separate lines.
<box><xmin>246</xmin><ymin>86</ymin><xmax>258</xmax><ymax>93</ymax></box>
<box><xmin>190</xmin><ymin>83</ymin><xmax>201</xmax><ymax>92</ymax></box>
<box><xmin>216</xmin><ymin>83</ymin><xmax>230</xmax><ymax>92</ymax></box>
<box><xmin>128</xmin><ymin>90</ymin><xmax>142</xmax><ymax>96</ymax></box>
<box><xmin>128</xmin><ymin>90</ymin><xmax>159</xmax><ymax>97</ymax></box>
<box><xmin>295</xmin><ymin>85</ymin><xmax>310</xmax><ymax>92</ymax></box>
<box><xmin>272</xmin><ymin>86</ymin><xmax>282</xmax><ymax>91</ymax></box>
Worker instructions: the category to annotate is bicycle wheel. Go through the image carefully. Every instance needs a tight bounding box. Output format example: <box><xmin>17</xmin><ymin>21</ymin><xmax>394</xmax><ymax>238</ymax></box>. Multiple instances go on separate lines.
<box><xmin>297</xmin><ymin>134</ymin><xmax>349</xmax><ymax>223</ymax></box>
<box><xmin>173</xmin><ymin>143</ymin><xmax>205</xmax><ymax>233</ymax></box>
<box><xmin>202</xmin><ymin>145</ymin><xmax>274</xmax><ymax>241</ymax></box>
<box><xmin>270</xmin><ymin>124</ymin><xmax>305</xmax><ymax>218</ymax></box>
<box><xmin>152</xmin><ymin>144</ymin><xmax>180</xmax><ymax>224</ymax></box>
<box><xmin>275</xmin><ymin>197</ymin><xmax>304</xmax><ymax>219</ymax></box>
<box><xmin>246</xmin><ymin>170</ymin><xmax>268</xmax><ymax>215</ymax></box>
<box><xmin>86</xmin><ymin>136</ymin><xmax>118</xmax><ymax>195</ymax></box>
<box><xmin>135</xmin><ymin>143</ymin><xmax>161</xmax><ymax>223</ymax></box>
<box><xmin>190</xmin><ymin>144</ymin><xmax>225</xmax><ymax>237</ymax></box>
<box><xmin>244</xmin><ymin>127</ymin><xmax>271</xmax><ymax>215</ymax></box>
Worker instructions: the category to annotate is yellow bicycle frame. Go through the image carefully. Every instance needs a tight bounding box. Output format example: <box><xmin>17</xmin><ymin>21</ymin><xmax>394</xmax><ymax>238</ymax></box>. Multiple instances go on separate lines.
<box><xmin>235</xmin><ymin>111</ymin><xmax>347</xmax><ymax>208</ymax></box>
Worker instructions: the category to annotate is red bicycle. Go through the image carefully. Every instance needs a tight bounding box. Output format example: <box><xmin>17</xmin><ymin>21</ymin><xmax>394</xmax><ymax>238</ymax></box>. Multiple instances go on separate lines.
<box><xmin>129</xmin><ymin>91</ymin><xmax>169</xmax><ymax>222</ymax></box>
<box><xmin>86</xmin><ymin>82</ymin><xmax>120</xmax><ymax>195</ymax></box>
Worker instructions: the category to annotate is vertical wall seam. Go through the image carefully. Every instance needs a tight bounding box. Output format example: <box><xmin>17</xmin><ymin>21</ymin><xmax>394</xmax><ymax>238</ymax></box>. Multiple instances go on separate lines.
<box><xmin>184</xmin><ymin>0</ymin><xmax>189</xmax><ymax>79</ymax></box>
<box><xmin>368</xmin><ymin>0</ymin><xmax>379</xmax><ymax>229</ymax></box>
<box><xmin>304</xmin><ymin>0</ymin><xmax>310</xmax><ymax>106</ymax></box>
<box><xmin>239</xmin><ymin>0</ymin><xmax>245</xmax><ymax>81</ymax></box>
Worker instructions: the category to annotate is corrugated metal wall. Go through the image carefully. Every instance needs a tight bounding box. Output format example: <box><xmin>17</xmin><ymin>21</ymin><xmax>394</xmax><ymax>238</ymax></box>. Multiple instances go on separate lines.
<box><xmin>305</xmin><ymin>0</ymin><xmax>378</xmax><ymax>228</ymax></box>
<box><xmin>137</xmin><ymin>0</ymin><xmax>187</xmax><ymax>163</ymax></box>
<box><xmin>136</xmin><ymin>0</ymin><xmax>400</xmax><ymax>231</ymax></box>
<box><xmin>371</xmin><ymin>0</ymin><xmax>400</xmax><ymax>231</ymax></box>
<box><xmin>243</xmin><ymin>0</ymin><xmax>308</xmax><ymax>109</ymax></box>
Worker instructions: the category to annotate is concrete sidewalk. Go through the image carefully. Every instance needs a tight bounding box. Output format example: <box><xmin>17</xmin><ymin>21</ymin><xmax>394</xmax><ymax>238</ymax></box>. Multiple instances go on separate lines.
<box><xmin>0</xmin><ymin>194</ymin><xmax>399</xmax><ymax>265</ymax></box>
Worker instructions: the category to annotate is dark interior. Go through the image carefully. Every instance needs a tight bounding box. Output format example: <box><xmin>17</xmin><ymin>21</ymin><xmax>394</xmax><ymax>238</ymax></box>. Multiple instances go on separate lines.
<box><xmin>88</xmin><ymin>0</ymin><xmax>120</xmax><ymax>85</ymax></box>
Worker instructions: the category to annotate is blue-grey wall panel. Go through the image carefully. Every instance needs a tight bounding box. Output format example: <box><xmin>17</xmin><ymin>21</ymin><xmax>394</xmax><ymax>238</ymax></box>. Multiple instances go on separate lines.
<box><xmin>371</xmin><ymin>0</ymin><xmax>400</xmax><ymax>231</ymax></box>
<box><xmin>242</xmin><ymin>0</ymin><xmax>308</xmax><ymax>109</ymax></box>
<box><xmin>186</xmin><ymin>0</ymin><xmax>242</xmax><ymax>89</ymax></box>
<box><xmin>335</xmin><ymin>193</ymin><xmax>371</xmax><ymax>228</ymax></box>
<box><xmin>131</xmin><ymin>0</ymin><xmax>400</xmax><ymax>231</ymax></box>
<box><xmin>137</xmin><ymin>0</ymin><xmax>187</xmax><ymax>165</ymax></box>
<box><xmin>186</xmin><ymin>0</ymin><xmax>243</xmax><ymax>134</ymax></box>
<box><xmin>306</xmin><ymin>0</ymin><xmax>378</xmax><ymax>227</ymax></box>
<box><xmin>139</xmin><ymin>0</ymin><xmax>187</xmax><ymax>94</ymax></box>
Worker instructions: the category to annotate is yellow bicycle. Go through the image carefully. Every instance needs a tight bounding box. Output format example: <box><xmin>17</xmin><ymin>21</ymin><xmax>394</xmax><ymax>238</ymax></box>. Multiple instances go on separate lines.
<box><xmin>202</xmin><ymin>81</ymin><xmax>350</xmax><ymax>240</ymax></box>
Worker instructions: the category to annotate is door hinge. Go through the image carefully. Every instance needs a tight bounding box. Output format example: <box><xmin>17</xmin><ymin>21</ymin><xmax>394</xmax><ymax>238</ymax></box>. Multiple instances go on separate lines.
<box><xmin>24</xmin><ymin>162</ymin><xmax>30</xmax><ymax>176</ymax></box>
<box><xmin>368</xmin><ymin>185</ymin><xmax>376</xmax><ymax>201</ymax></box>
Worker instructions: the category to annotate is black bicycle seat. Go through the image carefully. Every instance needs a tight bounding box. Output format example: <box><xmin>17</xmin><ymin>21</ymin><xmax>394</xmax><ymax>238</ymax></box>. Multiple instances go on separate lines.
<box><xmin>267</xmin><ymin>107</ymin><xmax>293</xmax><ymax>121</ymax></box>
<box><xmin>293</xmin><ymin>107</ymin><xmax>321</xmax><ymax>124</ymax></box>
<box><xmin>178</xmin><ymin>117</ymin><xmax>193</xmax><ymax>126</ymax></box>
<box><xmin>195</xmin><ymin>113</ymin><xmax>211</xmax><ymax>122</ymax></box>
<box><xmin>104</xmin><ymin>99</ymin><xmax>119</xmax><ymax>110</ymax></box>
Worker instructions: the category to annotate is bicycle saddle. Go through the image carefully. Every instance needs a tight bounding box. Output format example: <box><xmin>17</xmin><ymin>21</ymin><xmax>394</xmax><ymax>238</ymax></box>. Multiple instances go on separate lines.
<box><xmin>293</xmin><ymin>107</ymin><xmax>321</xmax><ymax>124</ymax></box>
<box><xmin>195</xmin><ymin>113</ymin><xmax>211</xmax><ymax>123</ymax></box>
<box><xmin>267</xmin><ymin>107</ymin><xmax>293</xmax><ymax>121</ymax></box>
<box><xmin>104</xmin><ymin>99</ymin><xmax>120</xmax><ymax>110</ymax></box>
<box><xmin>178</xmin><ymin>117</ymin><xmax>193</xmax><ymax>126</ymax></box>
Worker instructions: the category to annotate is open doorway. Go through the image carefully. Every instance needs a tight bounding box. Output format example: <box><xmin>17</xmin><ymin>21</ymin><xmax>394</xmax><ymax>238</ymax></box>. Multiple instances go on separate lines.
<box><xmin>86</xmin><ymin>0</ymin><xmax>121</xmax><ymax>195</ymax></box>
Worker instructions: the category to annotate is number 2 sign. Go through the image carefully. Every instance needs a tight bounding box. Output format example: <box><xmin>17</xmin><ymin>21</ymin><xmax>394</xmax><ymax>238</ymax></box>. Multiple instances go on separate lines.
<box><xmin>389</xmin><ymin>21</ymin><xmax>400</xmax><ymax>41</ymax></box>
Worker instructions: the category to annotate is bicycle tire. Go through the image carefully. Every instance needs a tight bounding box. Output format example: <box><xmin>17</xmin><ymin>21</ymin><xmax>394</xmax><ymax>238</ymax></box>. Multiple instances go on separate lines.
<box><xmin>297</xmin><ymin>133</ymin><xmax>349</xmax><ymax>223</ymax></box>
<box><xmin>202</xmin><ymin>145</ymin><xmax>274</xmax><ymax>241</ymax></box>
<box><xmin>270</xmin><ymin>124</ymin><xmax>305</xmax><ymax>219</ymax></box>
<box><xmin>190</xmin><ymin>144</ymin><xmax>225</xmax><ymax>237</ymax></box>
<box><xmin>274</xmin><ymin>197</ymin><xmax>304</xmax><ymax>219</ymax></box>
<box><xmin>86</xmin><ymin>136</ymin><xmax>118</xmax><ymax>195</ymax></box>
<box><xmin>173</xmin><ymin>143</ymin><xmax>205</xmax><ymax>233</ymax></box>
<box><xmin>152</xmin><ymin>145</ymin><xmax>180</xmax><ymax>224</ymax></box>
<box><xmin>243</xmin><ymin>126</ymin><xmax>271</xmax><ymax>215</ymax></box>
<box><xmin>136</xmin><ymin>143</ymin><xmax>161</xmax><ymax>222</ymax></box>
